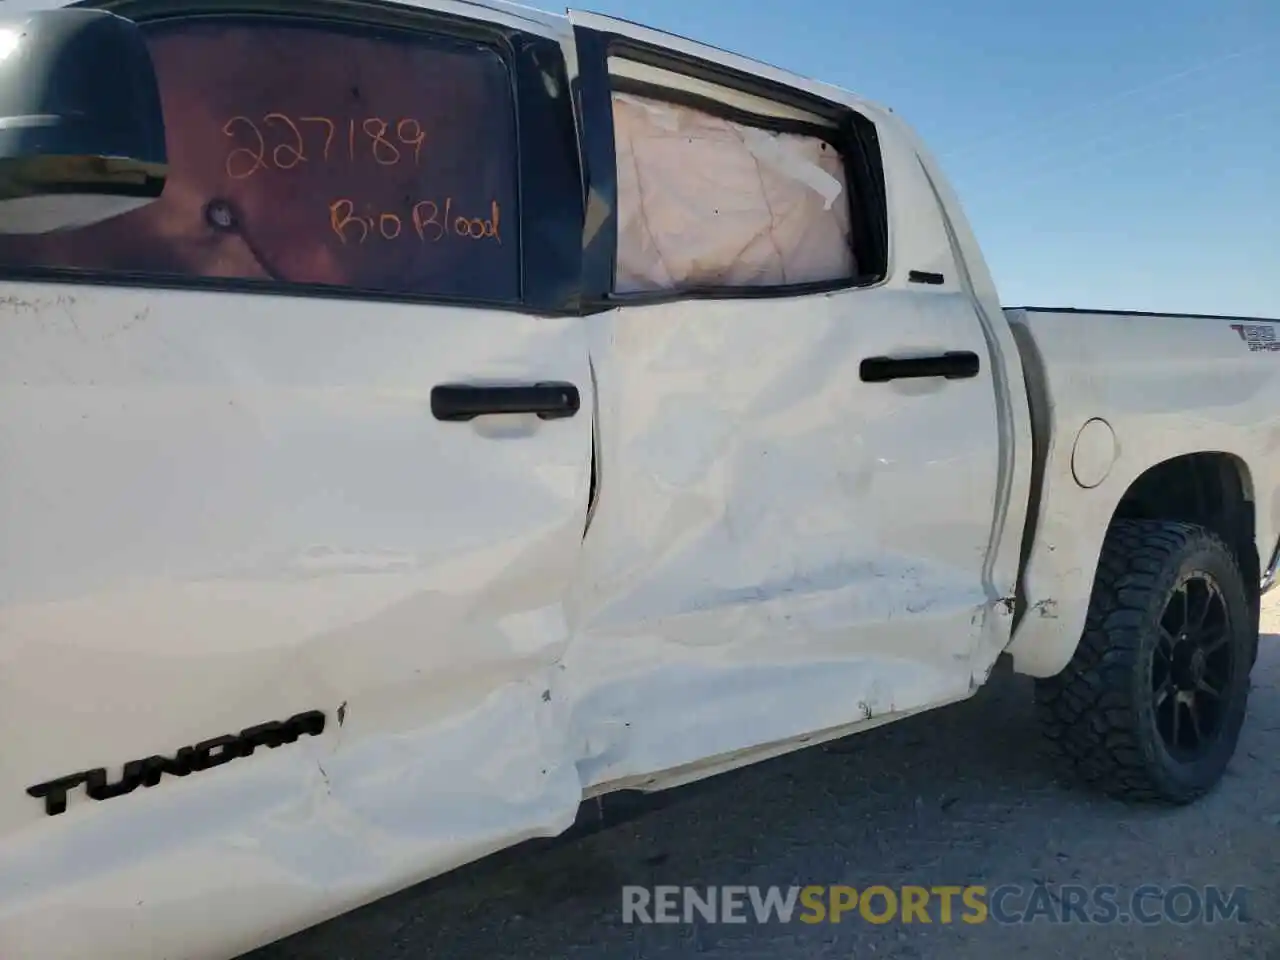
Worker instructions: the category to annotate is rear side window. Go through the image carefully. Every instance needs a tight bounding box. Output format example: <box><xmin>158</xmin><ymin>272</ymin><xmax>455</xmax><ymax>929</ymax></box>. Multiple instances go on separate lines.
<box><xmin>612</xmin><ymin>90</ymin><xmax>860</xmax><ymax>294</ymax></box>
<box><xmin>0</xmin><ymin>18</ymin><xmax>519</xmax><ymax>303</ymax></box>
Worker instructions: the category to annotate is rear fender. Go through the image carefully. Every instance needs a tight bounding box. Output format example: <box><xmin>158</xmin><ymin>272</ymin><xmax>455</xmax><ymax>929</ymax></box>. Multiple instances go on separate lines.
<box><xmin>1003</xmin><ymin>308</ymin><xmax>1279</xmax><ymax>678</ymax></box>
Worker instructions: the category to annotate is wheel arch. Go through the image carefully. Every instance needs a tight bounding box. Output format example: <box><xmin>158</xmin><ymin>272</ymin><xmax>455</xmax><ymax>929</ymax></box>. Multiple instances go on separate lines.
<box><xmin>1009</xmin><ymin>449</ymin><xmax>1261</xmax><ymax>678</ymax></box>
<box><xmin>1115</xmin><ymin>451</ymin><xmax>1258</xmax><ymax>598</ymax></box>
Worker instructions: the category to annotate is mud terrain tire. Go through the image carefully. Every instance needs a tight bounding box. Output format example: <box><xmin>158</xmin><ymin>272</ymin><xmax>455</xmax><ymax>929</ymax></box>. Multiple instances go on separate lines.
<box><xmin>1035</xmin><ymin>519</ymin><xmax>1256</xmax><ymax>804</ymax></box>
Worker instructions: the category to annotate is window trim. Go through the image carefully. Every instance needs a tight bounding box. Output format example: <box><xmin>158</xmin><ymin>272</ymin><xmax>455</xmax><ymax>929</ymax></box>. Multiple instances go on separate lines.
<box><xmin>573</xmin><ymin>27</ymin><xmax>889</xmax><ymax>309</ymax></box>
<box><xmin>0</xmin><ymin>0</ymin><xmax>586</xmax><ymax>316</ymax></box>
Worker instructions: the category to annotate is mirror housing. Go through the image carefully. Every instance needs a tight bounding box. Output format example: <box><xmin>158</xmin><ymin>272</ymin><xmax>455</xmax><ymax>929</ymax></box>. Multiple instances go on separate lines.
<box><xmin>0</xmin><ymin>7</ymin><xmax>167</xmax><ymax>234</ymax></box>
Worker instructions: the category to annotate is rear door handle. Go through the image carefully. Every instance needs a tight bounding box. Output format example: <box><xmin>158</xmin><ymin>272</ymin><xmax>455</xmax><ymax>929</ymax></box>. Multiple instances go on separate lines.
<box><xmin>431</xmin><ymin>382</ymin><xmax>581</xmax><ymax>422</ymax></box>
<box><xmin>859</xmin><ymin>350</ymin><xmax>980</xmax><ymax>383</ymax></box>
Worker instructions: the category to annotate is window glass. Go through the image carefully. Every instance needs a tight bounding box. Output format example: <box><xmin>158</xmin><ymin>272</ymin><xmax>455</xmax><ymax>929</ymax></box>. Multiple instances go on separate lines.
<box><xmin>0</xmin><ymin>19</ymin><xmax>519</xmax><ymax>302</ymax></box>
<box><xmin>612</xmin><ymin>90</ymin><xmax>856</xmax><ymax>293</ymax></box>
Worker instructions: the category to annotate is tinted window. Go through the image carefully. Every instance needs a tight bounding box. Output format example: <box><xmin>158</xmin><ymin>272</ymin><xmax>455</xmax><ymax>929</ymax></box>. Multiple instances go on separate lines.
<box><xmin>0</xmin><ymin>19</ymin><xmax>519</xmax><ymax>302</ymax></box>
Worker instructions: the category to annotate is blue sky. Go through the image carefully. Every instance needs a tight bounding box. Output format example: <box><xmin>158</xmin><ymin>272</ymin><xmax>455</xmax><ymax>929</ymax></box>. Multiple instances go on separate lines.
<box><xmin>540</xmin><ymin>0</ymin><xmax>1279</xmax><ymax>317</ymax></box>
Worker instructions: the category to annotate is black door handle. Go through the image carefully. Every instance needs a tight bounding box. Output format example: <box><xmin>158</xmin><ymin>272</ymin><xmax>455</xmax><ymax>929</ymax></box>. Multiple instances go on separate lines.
<box><xmin>431</xmin><ymin>382</ymin><xmax>581</xmax><ymax>422</ymax></box>
<box><xmin>859</xmin><ymin>350</ymin><xmax>980</xmax><ymax>383</ymax></box>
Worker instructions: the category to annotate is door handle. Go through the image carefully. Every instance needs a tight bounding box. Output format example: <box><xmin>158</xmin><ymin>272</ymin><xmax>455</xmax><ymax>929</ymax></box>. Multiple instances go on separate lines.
<box><xmin>431</xmin><ymin>382</ymin><xmax>581</xmax><ymax>422</ymax></box>
<box><xmin>859</xmin><ymin>350</ymin><xmax>980</xmax><ymax>383</ymax></box>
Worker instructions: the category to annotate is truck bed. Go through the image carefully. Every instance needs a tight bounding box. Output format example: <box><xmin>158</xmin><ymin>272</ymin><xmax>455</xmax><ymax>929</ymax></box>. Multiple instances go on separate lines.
<box><xmin>1001</xmin><ymin>304</ymin><xmax>1280</xmax><ymax>677</ymax></box>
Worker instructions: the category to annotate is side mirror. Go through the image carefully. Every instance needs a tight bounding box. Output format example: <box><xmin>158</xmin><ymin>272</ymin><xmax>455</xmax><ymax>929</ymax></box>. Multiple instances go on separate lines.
<box><xmin>0</xmin><ymin>8</ymin><xmax>167</xmax><ymax>234</ymax></box>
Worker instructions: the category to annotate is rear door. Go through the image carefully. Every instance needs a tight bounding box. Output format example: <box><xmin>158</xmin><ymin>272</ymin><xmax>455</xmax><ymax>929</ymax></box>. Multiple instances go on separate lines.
<box><xmin>563</xmin><ymin>12</ymin><xmax>1018</xmax><ymax>788</ymax></box>
<box><xmin>0</xmin><ymin>0</ymin><xmax>591</xmax><ymax>878</ymax></box>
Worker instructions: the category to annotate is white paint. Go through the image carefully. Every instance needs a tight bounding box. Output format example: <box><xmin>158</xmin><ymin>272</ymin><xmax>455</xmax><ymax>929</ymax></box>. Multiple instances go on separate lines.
<box><xmin>0</xmin><ymin>3</ymin><xmax>1275</xmax><ymax>959</ymax></box>
<box><xmin>1004</xmin><ymin>308</ymin><xmax>1280</xmax><ymax>677</ymax></box>
<box><xmin>1070</xmin><ymin>417</ymin><xmax>1118</xmax><ymax>489</ymax></box>
<box><xmin>563</xmin><ymin>280</ymin><xmax>1010</xmax><ymax>795</ymax></box>
<box><xmin>1</xmin><ymin>0</ymin><xmax>569</xmax><ymax>36</ymax></box>
<box><xmin>0</xmin><ymin>285</ymin><xmax>594</xmax><ymax>959</ymax></box>
<box><xmin>0</xmin><ymin>28</ymin><xmax>23</xmax><ymax>61</ymax></box>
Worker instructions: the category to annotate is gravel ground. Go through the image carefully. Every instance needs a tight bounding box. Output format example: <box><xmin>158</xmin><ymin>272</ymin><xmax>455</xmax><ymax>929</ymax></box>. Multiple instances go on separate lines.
<box><xmin>245</xmin><ymin>608</ymin><xmax>1280</xmax><ymax>960</ymax></box>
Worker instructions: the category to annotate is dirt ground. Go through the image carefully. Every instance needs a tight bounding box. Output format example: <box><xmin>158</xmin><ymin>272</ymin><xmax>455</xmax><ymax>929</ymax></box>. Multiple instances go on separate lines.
<box><xmin>245</xmin><ymin>605</ymin><xmax>1280</xmax><ymax>960</ymax></box>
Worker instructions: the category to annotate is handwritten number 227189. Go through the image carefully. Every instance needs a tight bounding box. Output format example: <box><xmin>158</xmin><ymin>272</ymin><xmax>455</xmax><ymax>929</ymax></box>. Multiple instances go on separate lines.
<box><xmin>222</xmin><ymin>114</ymin><xmax>427</xmax><ymax>179</ymax></box>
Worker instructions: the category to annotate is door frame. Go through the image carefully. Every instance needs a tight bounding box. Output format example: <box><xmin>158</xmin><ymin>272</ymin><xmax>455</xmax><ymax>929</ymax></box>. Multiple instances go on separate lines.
<box><xmin>568</xmin><ymin>10</ymin><xmax>890</xmax><ymax>310</ymax></box>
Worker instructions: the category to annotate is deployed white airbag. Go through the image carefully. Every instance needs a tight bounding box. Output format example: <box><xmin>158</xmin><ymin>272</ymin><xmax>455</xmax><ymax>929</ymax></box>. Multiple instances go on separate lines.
<box><xmin>613</xmin><ymin>92</ymin><xmax>856</xmax><ymax>292</ymax></box>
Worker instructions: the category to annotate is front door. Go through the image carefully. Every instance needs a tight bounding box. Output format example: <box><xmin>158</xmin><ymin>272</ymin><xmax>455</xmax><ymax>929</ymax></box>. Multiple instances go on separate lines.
<box><xmin>0</xmin><ymin>3</ymin><xmax>592</xmax><ymax>943</ymax></box>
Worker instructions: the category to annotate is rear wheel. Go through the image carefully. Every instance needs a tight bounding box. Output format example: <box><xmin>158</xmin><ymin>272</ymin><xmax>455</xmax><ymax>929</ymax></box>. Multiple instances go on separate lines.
<box><xmin>1035</xmin><ymin>519</ymin><xmax>1256</xmax><ymax>804</ymax></box>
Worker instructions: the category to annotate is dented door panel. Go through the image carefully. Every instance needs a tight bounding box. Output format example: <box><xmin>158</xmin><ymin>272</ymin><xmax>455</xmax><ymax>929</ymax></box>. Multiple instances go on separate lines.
<box><xmin>0</xmin><ymin>5</ymin><xmax>1020</xmax><ymax>960</ymax></box>
<box><xmin>560</xmin><ymin>15</ymin><xmax>1012</xmax><ymax>793</ymax></box>
<box><xmin>563</xmin><ymin>290</ymin><xmax>1008</xmax><ymax>792</ymax></box>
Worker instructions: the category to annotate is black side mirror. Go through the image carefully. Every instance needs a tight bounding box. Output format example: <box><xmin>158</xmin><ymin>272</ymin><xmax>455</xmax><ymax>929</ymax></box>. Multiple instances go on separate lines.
<box><xmin>0</xmin><ymin>7</ymin><xmax>167</xmax><ymax>234</ymax></box>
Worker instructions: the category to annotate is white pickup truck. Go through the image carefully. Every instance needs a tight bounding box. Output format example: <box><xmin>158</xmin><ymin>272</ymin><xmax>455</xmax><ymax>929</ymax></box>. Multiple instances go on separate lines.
<box><xmin>0</xmin><ymin>2</ymin><xmax>1276</xmax><ymax>958</ymax></box>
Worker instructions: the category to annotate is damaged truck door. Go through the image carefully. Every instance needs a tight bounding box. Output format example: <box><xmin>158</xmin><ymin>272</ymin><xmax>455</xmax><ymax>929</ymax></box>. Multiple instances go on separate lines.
<box><xmin>0</xmin><ymin>0</ymin><xmax>594</xmax><ymax>892</ymax></box>
<box><xmin>565</xmin><ymin>13</ymin><xmax>1026</xmax><ymax>789</ymax></box>
<box><xmin>0</xmin><ymin>5</ymin><xmax>1274</xmax><ymax>960</ymax></box>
